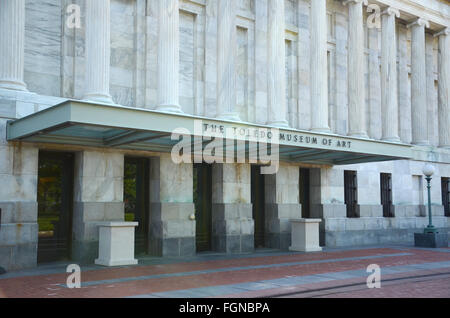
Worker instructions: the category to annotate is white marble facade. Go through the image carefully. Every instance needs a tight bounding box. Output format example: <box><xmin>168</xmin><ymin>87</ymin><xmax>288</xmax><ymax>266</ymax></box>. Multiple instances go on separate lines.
<box><xmin>0</xmin><ymin>0</ymin><xmax>450</xmax><ymax>270</ymax></box>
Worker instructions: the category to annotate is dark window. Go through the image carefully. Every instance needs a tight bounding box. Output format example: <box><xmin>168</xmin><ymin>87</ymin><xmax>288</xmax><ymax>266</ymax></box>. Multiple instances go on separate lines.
<box><xmin>442</xmin><ymin>178</ymin><xmax>450</xmax><ymax>217</ymax></box>
<box><xmin>124</xmin><ymin>157</ymin><xmax>150</xmax><ymax>255</ymax></box>
<box><xmin>251</xmin><ymin>166</ymin><xmax>265</xmax><ymax>248</ymax></box>
<box><xmin>381</xmin><ymin>173</ymin><xmax>394</xmax><ymax>218</ymax></box>
<box><xmin>299</xmin><ymin>168</ymin><xmax>311</xmax><ymax>218</ymax></box>
<box><xmin>344</xmin><ymin>170</ymin><xmax>358</xmax><ymax>218</ymax></box>
<box><xmin>194</xmin><ymin>164</ymin><xmax>213</xmax><ymax>252</ymax></box>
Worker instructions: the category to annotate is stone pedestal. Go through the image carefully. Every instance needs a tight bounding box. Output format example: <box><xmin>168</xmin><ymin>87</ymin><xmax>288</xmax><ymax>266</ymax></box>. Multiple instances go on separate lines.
<box><xmin>289</xmin><ymin>219</ymin><xmax>323</xmax><ymax>252</ymax></box>
<box><xmin>95</xmin><ymin>222</ymin><xmax>138</xmax><ymax>266</ymax></box>
<box><xmin>414</xmin><ymin>232</ymin><xmax>448</xmax><ymax>248</ymax></box>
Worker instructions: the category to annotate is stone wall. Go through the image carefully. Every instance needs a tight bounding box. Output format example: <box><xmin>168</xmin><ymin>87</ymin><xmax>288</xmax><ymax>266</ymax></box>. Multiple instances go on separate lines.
<box><xmin>212</xmin><ymin>163</ymin><xmax>254</xmax><ymax>253</ymax></box>
<box><xmin>265</xmin><ymin>164</ymin><xmax>301</xmax><ymax>249</ymax></box>
<box><xmin>319</xmin><ymin>160</ymin><xmax>450</xmax><ymax>247</ymax></box>
<box><xmin>72</xmin><ymin>150</ymin><xmax>125</xmax><ymax>263</ymax></box>
<box><xmin>149</xmin><ymin>154</ymin><xmax>195</xmax><ymax>256</ymax></box>
<box><xmin>0</xmin><ymin>128</ymin><xmax>38</xmax><ymax>270</ymax></box>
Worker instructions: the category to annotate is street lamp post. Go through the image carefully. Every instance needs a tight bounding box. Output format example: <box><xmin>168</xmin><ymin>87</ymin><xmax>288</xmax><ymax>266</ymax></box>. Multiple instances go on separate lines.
<box><xmin>423</xmin><ymin>164</ymin><xmax>437</xmax><ymax>234</ymax></box>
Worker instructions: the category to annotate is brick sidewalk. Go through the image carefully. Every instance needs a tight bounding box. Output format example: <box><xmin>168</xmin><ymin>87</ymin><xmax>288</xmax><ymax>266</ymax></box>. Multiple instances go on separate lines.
<box><xmin>0</xmin><ymin>246</ymin><xmax>449</xmax><ymax>298</ymax></box>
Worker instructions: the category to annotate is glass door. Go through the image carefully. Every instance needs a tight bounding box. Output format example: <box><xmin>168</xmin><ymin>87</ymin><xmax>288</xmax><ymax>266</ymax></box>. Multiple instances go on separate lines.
<box><xmin>37</xmin><ymin>151</ymin><xmax>74</xmax><ymax>263</ymax></box>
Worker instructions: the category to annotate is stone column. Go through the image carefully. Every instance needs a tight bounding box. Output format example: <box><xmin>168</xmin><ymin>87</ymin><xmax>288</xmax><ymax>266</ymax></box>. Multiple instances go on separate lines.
<box><xmin>267</xmin><ymin>0</ymin><xmax>289</xmax><ymax>127</ymax></box>
<box><xmin>72</xmin><ymin>151</ymin><xmax>125</xmax><ymax>263</ymax></box>
<box><xmin>0</xmin><ymin>0</ymin><xmax>27</xmax><ymax>91</ymax></box>
<box><xmin>436</xmin><ymin>28</ymin><xmax>450</xmax><ymax>148</ymax></box>
<box><xmin>264</xmin><ymin>165</ymin><xmax>301</xmax><ymax>249</ymax></box>
<box><xmin>381</xmin><ymin>8</ymin><xmax>400</xmax><ymax>142</ymax></box>
<box><xmin>408</xmin><ymin>18</ymin><xmax>430</xmax><ymax>145</ymax></box>
<box><xmin>309</xmin><ymin>167</ymin><xmax>346</xmax><ymax>247</ymax></box>
<box><xmin>149</xmin><ymin>154</ymin><xmax>195</xmax><ymax>257</ymax></box>
<box><xmin>345</xmin><ymin>0</ymin><xmax>367</xmax><ymax>138</ymax></box>
<box><xmin>83</xmin><ymin>0</ymin><xmax>114</xmax><ymax>104</ymax></box>
<box><xmin>310</xmin><ymin>0</ymin><xmax>330</xmax><ymax>132</ymax></box>
<box><xmin>212</xmin><ymin>164</ymin><xmax>254</xmax><ymax>253</ymax></box>
<box><xmin>156</xmin><ymin>0</ymin><xmax>182</xmax><ymax>113</ymax></box>
<box><xmin>216</xmin><ymin>0</ymin><xmax>240</xmax><ymax>121</ymax></box>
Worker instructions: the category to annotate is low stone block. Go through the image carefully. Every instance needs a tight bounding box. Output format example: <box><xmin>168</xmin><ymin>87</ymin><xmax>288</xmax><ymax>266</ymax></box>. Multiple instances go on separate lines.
<box><xmin>95</xmin><ymin>222</ymin><xmax>138</xmax><ymax>266</ymax></box>
<box><xmin>289</xmin><ymin>219</ymin><xmax>322</xmax><ymax>252</ymax></box>
<box><xmin>414</xmin><ymin>232</ymin><xmax>448</xmax><ymax>248</ymax></box>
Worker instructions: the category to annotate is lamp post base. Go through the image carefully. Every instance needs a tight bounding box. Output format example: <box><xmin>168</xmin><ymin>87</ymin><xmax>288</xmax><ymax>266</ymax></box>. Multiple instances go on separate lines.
<box><xmin>414</xmin><ymin>232</ymin><xmax>448</xmax><ymax>248</ymax></box>
<box><xmin>424</xmin><ymin>225</ymin><xmax>438</xmax><ymax>234</ymax></box>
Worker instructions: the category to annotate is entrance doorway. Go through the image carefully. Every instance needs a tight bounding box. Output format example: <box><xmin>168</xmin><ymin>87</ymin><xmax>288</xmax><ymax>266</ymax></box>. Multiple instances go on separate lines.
<box><xmin>251</xmin><ymin>166</ymin><xmax>265</xmax><ymax>248</ymax></box>
<box><xmin>124</xmin><ymin>157</ymin><xmax>150</xmax><ymax>255</ymax></box>
<box><xmin>193</xmin><ymin>164</ymin><xmax>212</xmax><ymax>252</ymax></box>
<box><xmin>37</xmin><ymin>151</ymin><xmax>74</xmax><ymax>263</ymax></box>
<box><xmin>299</xmin><ymin>168</ymin><xmax>311</xmax><ymax>218</ymax></box>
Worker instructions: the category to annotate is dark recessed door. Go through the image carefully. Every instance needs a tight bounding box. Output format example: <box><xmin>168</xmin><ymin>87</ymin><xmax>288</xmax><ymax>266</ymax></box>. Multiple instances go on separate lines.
<box><xmin>194</xmin><ymin>164</ymin><xmax>212</xmax><ymax>252</ymax></box>
<box><xmin>381</xmin><ymin>173</ymin><xmax>394</xmax><ymax>218</ymax></box>
<box><xmin>251</xmin><ymin>166</ymin><xmax>265</xmax><ymax>248</ymax></box>
<box><xmin>37</xmin><ymin>151</ymin><xmax>74</xmax><ymax>263</ymax></box>
<box><xmin>344</xmin><ymin>170</ymin><xmax>358</xmax><ymax>218</ymax></box>
<box><xmin>299</xmin><ymin>168</ymin><xmax>311</xmax><ymax>218</ymax></box>
<box><xmin>124</xmin><ymin>157</ymin><xmax>150</xmax><ymax>255</ymax></box>
<box><xmin>442</xmin><ymin>177</ymin><xmax>450</xmax><ymax>217</ymax></box>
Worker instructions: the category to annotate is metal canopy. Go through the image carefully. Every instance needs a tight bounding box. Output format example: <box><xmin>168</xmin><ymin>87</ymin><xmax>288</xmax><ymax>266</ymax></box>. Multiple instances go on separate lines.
<box><xmin>7</xmin><ymin>100</ymin><xmax>413</xmax><ymax>166</ymax></box>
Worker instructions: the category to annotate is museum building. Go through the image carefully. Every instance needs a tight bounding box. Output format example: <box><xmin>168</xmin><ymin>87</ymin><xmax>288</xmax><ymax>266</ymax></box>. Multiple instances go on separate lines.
<box><xmin>0</xmin><ymin>0</ymin><xmax>449</xmax><ymax>271</ymax></box>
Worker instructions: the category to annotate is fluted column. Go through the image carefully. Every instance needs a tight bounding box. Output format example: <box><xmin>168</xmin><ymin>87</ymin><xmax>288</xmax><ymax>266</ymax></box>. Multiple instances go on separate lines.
<box><xmin>157</xmin><ymin>0</ymin><xmax>182</xmax><ymax>113</ymax></box>
<box><xmin>267</xmin><ymin>0</ymin><xmax>289</xmax><ymax>127</ymax></box>
<box><xmin>310</xmin><ymin>0</ymin><xmax>330</xmax><ymax>132</ymax></box>
<box><xmin>216</xmin><ymin>0</ymin><xmax>240</xmax><ymax>121</ymax></box>
<box><xmin>0</xmin><ymin>0</ymin><xmax>27</xmax><ymax>91</ymax></box>
<box><xmin>84</xmin><ymin>0</ymin><xmax>114</xmax><ymax>104</ymax></box>
<box><xmin>345</xmin><ymin>0</ymin><xmax>367</xmax><ymax>138</ymax></box>
<box><xmin>436</xmin><ymin>28</ymin><xmax>450</xmax><ymax>148</ymax></box>
<box><xmin>381</xmin><ymin>8</ymin><xmax>400</xmax><ymax>142</ymax></box>
<box><xmin>408</xmin><ymin>18</ymin><xmax>429</xmax><ymax>145</ymax></box>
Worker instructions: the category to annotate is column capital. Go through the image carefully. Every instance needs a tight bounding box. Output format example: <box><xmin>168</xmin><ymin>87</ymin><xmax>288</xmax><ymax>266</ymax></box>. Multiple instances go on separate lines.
<box><xmin>407</xmin><ymin>18</ymin><xmax>430</xmax><ymax>29</ymax></box>
<box><xmin>343</xmin><ymin>0</ymin><xmax>367</xmax><ymax>6</ymax></box>
<box><xmin>434</xmin><ymin>27</ymin><xmax>449</xmax><ymax>38</ymax></box>
<box><xmin>381</xmin><ymin>7</ymin><xmax>400</xmax><ymax>18</ymax></box>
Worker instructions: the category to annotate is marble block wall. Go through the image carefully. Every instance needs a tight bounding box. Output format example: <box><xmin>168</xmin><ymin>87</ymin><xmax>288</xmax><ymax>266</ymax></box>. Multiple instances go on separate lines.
<box><xmin>264</xmin><ymin>164</ymin><xmax>301</xmax><ymax>249</ymax></box>
<box><xmin>15</xmin><ymin>0</ymin><xmax>443</xmax><ymax>144</ymax></box>
<box><xmin>211</xmin><ymin>163</ymin><xmax>254</xmax><ymax>253</ymax></box>
<box><xmin>319</xmin><ymin>160</ymin><xmax>449</xmax><ymax>247</ymax></box>
<box><xmin>72</xmin><ymin>150</ymin><xmax>125</xmax><ymax>263</ymax></box>
<box><xmin>0</xmin><ymin>115</ymin><xmax>39</xmax><ymax>270</ymax></box>
<box><xmin>149</xmin><ymin>154</ymin><xmax>195</xmax><ymax>257</ymax></box>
